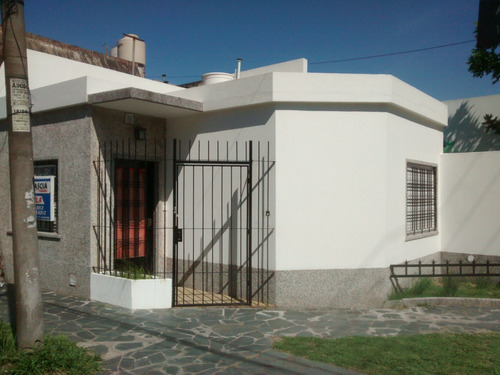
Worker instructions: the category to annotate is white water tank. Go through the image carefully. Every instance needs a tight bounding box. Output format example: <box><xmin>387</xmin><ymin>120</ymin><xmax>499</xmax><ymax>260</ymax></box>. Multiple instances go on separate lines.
<box><xmin>115</xmin><ymin>34</ymin><xmax>146</xmax><ymax>77</ymax></box>
<box><xmin>201</xmin><ymin>72</ymin><xmax>234</xmax><ymax>85</ymax></box>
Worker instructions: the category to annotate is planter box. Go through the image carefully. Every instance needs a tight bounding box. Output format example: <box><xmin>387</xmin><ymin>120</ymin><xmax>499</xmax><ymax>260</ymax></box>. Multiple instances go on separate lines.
<box><xmin>90</xmin><ymin>273</ymin><xmax>172</xmax><ymax>309</ymax></box>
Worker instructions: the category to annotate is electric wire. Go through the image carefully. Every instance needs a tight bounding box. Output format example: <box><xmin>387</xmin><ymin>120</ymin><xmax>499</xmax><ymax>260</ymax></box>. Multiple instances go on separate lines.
<box><xmin>310</xmin><ymin>40</ymin><xmax>475</xmax><ymax>65</ymax></box>
<box><xmin>151</xmin><ymin>40</ymin><xmax>477</xmax><ymax>81</ymax></box>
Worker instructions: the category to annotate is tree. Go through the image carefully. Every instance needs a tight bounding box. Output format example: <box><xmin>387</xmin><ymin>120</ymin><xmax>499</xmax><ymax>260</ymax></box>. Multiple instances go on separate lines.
<box><xmin>467</xmin><ymin>0</ymin><xmax>500</xmax><ymax>133</ymax></box>
<box><xmin>468</xmin><ymin>0</ymin><xmax>500</xmax><ymax>83</ymax></box>
<box><xmin>467</xmin><ymin>45</ymin><xmax>500</xmax><ymax>84</ymax></box>
<box><xmin>468</xmin><ymin>47</ymin><xmax>500</xmax><ymax>133</ymax></box>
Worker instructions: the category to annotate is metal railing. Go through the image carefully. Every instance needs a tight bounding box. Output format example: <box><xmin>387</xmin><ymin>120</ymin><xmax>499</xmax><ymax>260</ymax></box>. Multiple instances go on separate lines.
<box><xmin>92</xmin><ymin>138</ymin><xmax>276</xmax><ymax>307</ymax></box>
<box><xmin>391</xmin><ymin>259</ymin><xmax>500</xmax><ymax>278</ymax></box>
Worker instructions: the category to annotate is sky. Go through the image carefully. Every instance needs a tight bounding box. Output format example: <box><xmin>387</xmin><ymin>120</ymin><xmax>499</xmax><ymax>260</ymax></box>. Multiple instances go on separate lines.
<box><xmin>25</xmin><ymin>0</ymin><xmax>500</xmax><ymax>101</ymax></box>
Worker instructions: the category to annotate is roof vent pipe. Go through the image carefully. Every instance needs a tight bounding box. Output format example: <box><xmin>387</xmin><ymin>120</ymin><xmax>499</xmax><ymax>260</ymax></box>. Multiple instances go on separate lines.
<box><xmin>236</xmin><ymin>58</ymin><xmax>242</xmax><ymax>79</ymax></box>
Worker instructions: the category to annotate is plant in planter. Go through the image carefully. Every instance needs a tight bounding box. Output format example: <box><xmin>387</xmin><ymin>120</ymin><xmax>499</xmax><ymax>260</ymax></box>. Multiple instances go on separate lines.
<box><xmin>90</xmin><ymin>261</ymin><xmax>172</xmax><ymax>310</ymax></box>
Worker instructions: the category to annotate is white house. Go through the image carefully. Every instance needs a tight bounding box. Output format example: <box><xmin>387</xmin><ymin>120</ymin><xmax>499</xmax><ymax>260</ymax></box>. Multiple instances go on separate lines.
<box><xmin>0</xmin><ymin>34</ymin><xmax>497</xmax><ymax>309</ymax></box>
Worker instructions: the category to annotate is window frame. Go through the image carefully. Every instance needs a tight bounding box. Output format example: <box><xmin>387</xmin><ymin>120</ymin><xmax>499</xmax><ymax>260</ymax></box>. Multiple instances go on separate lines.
<box><xmin>405</xmin><ymin>160</ymin><xmax>438</xmax><ymax>241</ymax></box>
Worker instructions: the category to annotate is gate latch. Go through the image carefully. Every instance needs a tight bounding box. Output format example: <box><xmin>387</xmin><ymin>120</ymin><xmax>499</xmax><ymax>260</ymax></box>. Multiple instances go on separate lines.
<box><xmin>175</xmin><ymin>228</ymin><xmax>183</xmax><ymax>243</ymax></box>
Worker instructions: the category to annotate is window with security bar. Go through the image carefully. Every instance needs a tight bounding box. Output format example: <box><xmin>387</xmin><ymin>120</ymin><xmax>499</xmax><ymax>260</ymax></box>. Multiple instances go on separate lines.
<box><xmin>406</xmin><ymin>162</ymin><xmax>437</xmax><ymax>238</ymax></box>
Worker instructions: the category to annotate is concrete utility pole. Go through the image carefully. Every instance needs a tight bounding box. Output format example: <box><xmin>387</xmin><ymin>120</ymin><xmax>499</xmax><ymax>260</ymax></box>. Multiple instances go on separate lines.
<box><xmin>1</xmin><ymin>0</ymin><xmax>44</xmax><ymax>349</ymax></box>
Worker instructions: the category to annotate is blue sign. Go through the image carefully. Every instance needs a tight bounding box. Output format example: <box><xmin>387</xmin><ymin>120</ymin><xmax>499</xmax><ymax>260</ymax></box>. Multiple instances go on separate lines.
<box><xmin>34</xmin><ymin>176</ymin><xmax>55</xmax><ymax>221</ymax></box>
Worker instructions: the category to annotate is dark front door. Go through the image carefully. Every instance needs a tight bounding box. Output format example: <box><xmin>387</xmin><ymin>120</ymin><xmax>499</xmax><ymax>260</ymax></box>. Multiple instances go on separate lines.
<box><xmin>115</xmin><ymin>160</ymin><xmax>155</xmax><ymax>272</ymax></box>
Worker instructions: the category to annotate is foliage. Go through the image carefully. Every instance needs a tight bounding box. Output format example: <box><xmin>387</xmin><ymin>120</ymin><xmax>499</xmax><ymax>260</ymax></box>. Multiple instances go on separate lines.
<box><xmin>468</xmin><ymin>43</ymin><xmax>500</xmax><ymax>84</ymax></box>
<box><xmin>467</xmin><ymin>29</ymin><xmax>500</xmax><ymax>134</ymax></box>
<box><xmin>483</xmin><ymin>113</ymin><xmax>500</xmax><ymax>134</ymax></box>
<box><xmin>408</xmin><ymin>277</ymin><xmax>433</xmax><ymax>295</ymax></box>
<box><xmin>389</xmin><ymin>276</ymin><xmax>500</xmax><ymax>300</ymax></box>
<box><xmin>0</xmin><ymin>322</ymin><xmax>16</xmax><ymax>364</ymax></box>
<box><xmin>0</xmin><ymin>321</ymin><xmax>102</xmax><ymax>375</ymax></box>
<box><xmin>116</xmin><ymin>260</ymin><xmax>153</xmax><ymax>280</ymax></box>
<box><xmin>442</xmin><ymin>276</ymin><xmax>458</xmax><ymax>296</ymax></box>
<box><xmin>273</xmin><ymin>332</ymin><xmax>500</xmax><ymax>375</ymax></box>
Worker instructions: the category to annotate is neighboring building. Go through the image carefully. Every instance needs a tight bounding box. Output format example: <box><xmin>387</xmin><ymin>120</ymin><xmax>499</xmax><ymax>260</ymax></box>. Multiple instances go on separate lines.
<box><xmin>0</xmin><ymin>34</ymin><xmax>497</xmax><ymax>309</ymax></box>
<box><xmin>444</xmin><ymin>94</ymin><xmax>500</xmax><ymax>152</ymax></box>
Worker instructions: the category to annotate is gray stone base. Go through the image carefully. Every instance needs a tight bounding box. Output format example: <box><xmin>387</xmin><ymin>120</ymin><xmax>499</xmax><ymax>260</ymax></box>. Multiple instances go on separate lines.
<box><xmin>273</xmin><ymin>251</ymin><xmax>500</xmax><ymax>309</ymax></box>
<box><xmin>274</xmin><ymin>268</ymin><xmax>392</xmax><ymax>309</ymax></box>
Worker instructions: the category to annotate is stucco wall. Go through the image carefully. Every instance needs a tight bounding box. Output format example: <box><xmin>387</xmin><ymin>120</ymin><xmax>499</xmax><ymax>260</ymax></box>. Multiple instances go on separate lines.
<box><xmin>0</xmin><ymin>50</ymin><xmax>181</xmax><ymax>95</ymax></box>
<box><xmin>275</xmin><ymin>108</ymin><xmax>443</xmax><ymax>271</ymax></box>
<box><xmin>167</xmin><ymin>106</ymin><xmax>277</xmax><ymax>304</ymax></box>
<box><xmin>90</xmin><ymin>107</ymin><xmax>167</xmax><ymax>278</ymax></box>
<box><xmin>165</xmin><ymin>102</ymin><xmax>444</xmax><ymax>307</ymax></box>
<box><xmin>441</xmin><ymin>151</ymin><xmax>500</xmax><ymax>256</ymax></box>
<box><xmin>166</xmin><ymin>104</ymin><xmax>277</xmax><ymax>244</ymax></box>
<box><xmin>444</xmin><ymin>94</ymin><xmax>500</xmax><ymax>152</ymax></box>
<box><xmin>0</xmin><ymin>106</ymin><xmax>168</xmax><ymax>299</ymax></box>
<box><xmin>0</xmin><ymin>107</ymin><xmax>94</xmax><ymax>297</ymax></box>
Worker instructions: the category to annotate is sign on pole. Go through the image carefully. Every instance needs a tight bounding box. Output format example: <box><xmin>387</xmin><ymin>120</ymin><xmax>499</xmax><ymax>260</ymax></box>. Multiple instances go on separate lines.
<box><xmin>9</xmin><ymin>78</ymin><xmax>30</xmax><ymax>132</ymax></box>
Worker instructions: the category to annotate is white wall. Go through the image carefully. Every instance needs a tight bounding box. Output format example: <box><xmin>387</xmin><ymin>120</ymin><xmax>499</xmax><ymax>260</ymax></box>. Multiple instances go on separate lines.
<box><xmin>167</xmin><ymin>70</ymin><xmax>446</xmax><ymax>272</ymax></box>
<box><xmin>444</xmin><ymin>94</ymin><xmax>500</xmax><ymax>152</ymax></box>
<box><xmin>275</xmin><ymin>110</ymin><xmax>387</xmax><ymax>270</ymax></box>
<box><xmin>173</xmin><ymin>72</ymin><xmax>447</xmax><ymax>127</ymax></box>
<box><xmin>274</xmin><ymin>108</ymin><xmax>443</xmax><ymax>271</ymax></box>
<box><xmin>384</xmin><ymin>113</ymin><xmax>443</xmax><ymax>264</ymax></box>
<box><xmin>166</xmin><ymin>106</ymin><xmax>277</xmax><ymax>267</ymax></box>
<box><xmin>441</xmin><ymin>151</ymin><xmax>500</xmax><ymax>256</ymax></box>
<box><xmin>0</xmin><ymin>50</ymin><xmax>183</xmax><ymax>118</ymax></box>
<box><xmin>7</xmin><ymin>50</ymin><xmax>180</xmax><ymax>93</ymax></box>
<box><xmin>240</xmin><ymin>58</ymin><xmax>307</xmax><ymax>78</ymax></box>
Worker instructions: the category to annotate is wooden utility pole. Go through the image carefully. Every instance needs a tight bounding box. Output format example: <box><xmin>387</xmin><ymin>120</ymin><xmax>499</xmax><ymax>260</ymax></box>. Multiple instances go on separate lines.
<box><xmin>1</xmin><ymin>0</ymin><xmax>44</xmax><ymax>349</ymax></box>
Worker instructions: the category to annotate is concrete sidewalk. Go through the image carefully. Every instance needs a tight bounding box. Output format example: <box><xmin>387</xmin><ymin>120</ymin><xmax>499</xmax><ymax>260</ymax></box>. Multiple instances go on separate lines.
<box><xmin>1</xmin><ymin>291</ymin><xmax>499</xmax><ymax>374</ymax></box>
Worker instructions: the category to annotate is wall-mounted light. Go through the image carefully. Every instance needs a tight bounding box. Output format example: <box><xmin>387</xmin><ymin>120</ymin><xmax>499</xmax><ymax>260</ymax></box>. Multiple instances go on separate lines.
<box><xmin>135</xmin><ymin>126</ymin><xmax>146</xmax><ymax>141</ymax></box>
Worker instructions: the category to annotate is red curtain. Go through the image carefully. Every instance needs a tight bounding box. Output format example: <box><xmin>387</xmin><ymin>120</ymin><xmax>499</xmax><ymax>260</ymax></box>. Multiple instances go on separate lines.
<box><xmin>115</xmin><ymin>167</ymin><xmax>146</xmax><ymax>259</ymax></box>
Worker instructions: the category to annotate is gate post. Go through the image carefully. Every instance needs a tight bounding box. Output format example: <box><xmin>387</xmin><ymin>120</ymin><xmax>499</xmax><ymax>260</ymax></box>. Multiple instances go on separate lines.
<box><xmin>247</xmin><ymin>141</ymin><xmax>253</xmax><ymax>305</ymax></box>
<box><xmin>172</xmin><ymin>139</ymin><xmax>178</xmax><ymax>306</ymax></box>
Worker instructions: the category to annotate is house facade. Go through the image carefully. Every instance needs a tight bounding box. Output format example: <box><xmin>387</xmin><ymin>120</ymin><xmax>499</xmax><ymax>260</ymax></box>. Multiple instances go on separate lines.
<box><xmin>2</xmin><ymin>35</ymin><xmax>495</xmax><ymax>309</ymax></box>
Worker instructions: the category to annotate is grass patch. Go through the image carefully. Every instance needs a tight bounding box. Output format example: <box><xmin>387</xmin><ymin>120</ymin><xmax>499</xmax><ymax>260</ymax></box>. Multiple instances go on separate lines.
<box><xmin>115</xmin><ymin>260</ymin><xmax>154</xmax><ymax>280</ymax></box>
<box><xmin>273</xmin><ymin>332</ymin><xmax>500</xmax><ymax>375</ymax></box>
<box><xmin>0</xmin><ymin>321</ymin><xmax>101</xmax><ymax>374</ymax></box>
<box><xmin>389</xmin><ymin>276</ymin><xmax>500</xmax><ymax>300</ymax></box>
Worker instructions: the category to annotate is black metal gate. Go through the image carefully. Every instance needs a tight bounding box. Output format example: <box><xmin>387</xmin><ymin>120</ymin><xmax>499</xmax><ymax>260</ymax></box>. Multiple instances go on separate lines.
<box><xmin>94</xmin><ymin>138</ymin><xmax>274</xmax><ymax>307</ymax></box>
<box><xmin>173</xmin><ymin>140</ymin><xmax>253</xmax><ymax>306</ymax></box>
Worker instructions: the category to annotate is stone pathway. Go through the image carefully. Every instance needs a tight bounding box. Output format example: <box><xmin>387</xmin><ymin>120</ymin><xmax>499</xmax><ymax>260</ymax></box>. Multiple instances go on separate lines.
<box><xmin>1</xmin><ymin>291</ymin><xmax>499</xmax><ymax>374</ymax></box>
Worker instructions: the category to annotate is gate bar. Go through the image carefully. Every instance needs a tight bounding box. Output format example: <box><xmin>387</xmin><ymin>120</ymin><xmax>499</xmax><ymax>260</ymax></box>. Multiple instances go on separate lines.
<box><xmin>247</xmin><ymin>141</ymin><xmax>253</xmax><ymax>305</ymax></box>
<box><xmin>172</xmin><ymin>139</ymin><xmax>178</xmax><ymax>307</ymax></box>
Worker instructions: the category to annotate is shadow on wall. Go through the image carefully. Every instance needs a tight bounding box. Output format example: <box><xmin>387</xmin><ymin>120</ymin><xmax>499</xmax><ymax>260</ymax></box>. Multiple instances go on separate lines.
<box><xmin>445</xmin><ymin>101</ymin><xmax>500</xmax><ymax>152</ymax></box>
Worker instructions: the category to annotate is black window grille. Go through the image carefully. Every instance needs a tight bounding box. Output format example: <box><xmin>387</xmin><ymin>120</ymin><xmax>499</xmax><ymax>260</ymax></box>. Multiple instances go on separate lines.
<box><xmin>34</xmin><ymin>160</ymin><xmax>58</xmax><ymax>233</ymax></box>
<box><xmin>406</xmin><ymin>162</ymin><xmax>436</xmax><ymax>237</ymax></box>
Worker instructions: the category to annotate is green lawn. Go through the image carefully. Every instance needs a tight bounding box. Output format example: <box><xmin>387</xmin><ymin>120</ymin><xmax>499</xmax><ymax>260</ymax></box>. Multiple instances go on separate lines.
<box><xmin>273</xmin><ymin>332</ymin><xmax>500</xmax><ymax>375</ymax></box>
<box><xmin>0</xmin><ymin>321</ymin><xmax>101</xmax><ymax>375</ymax></box>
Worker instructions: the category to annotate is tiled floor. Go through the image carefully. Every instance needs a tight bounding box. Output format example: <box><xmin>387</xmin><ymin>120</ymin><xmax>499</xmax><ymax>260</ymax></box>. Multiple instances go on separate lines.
<box><xmin>1</xmin><ymin>290</ymin><xmax>499</xmax><ymax>374</ymax></box>
<box><xmin>175</xmin><ymin>287</ymin><xmax>268</xmax><ymax>307</ymax></box>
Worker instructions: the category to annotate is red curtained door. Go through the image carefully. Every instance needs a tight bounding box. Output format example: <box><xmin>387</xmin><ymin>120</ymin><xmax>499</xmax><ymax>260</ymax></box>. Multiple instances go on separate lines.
<box><xmin>115</xmin><ymin>167</ymin><xmax>146</xmax><ymax>259</ymax></box>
